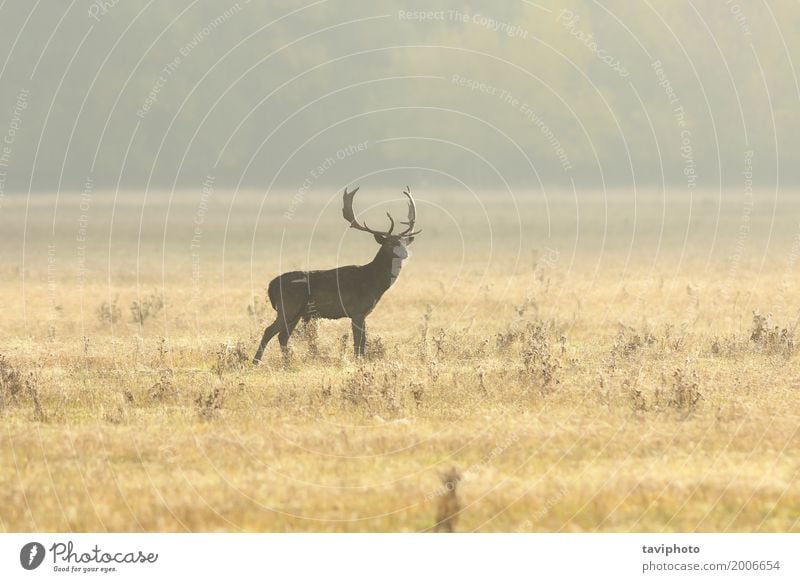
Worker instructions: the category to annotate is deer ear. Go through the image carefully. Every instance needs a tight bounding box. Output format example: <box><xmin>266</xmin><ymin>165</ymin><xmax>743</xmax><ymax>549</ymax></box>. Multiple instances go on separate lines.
<box><xmin>373</xmin><ymin>234</ymin><xmax>386</xmax><ymax>245</ymax></box>
<box><xmin>406</xmin><ymin>236</ymin><xmax>415</xmax><ymax>244</ymax></box>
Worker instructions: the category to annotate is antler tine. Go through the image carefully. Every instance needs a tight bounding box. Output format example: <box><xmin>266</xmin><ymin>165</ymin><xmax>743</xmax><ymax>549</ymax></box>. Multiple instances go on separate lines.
<box><xmin>398</xmin><ymin>185</ymin><xmax>418</xmax><ymax>236</ymax></box>
<box><xmin>343</xmin><ymin>186</ymin><xmax>368</xmax><ymax>231</ymax></box>
<box><xmin>342</xmin><ymin>188</ymin><xmax>358</xmax><ymax>226</ymax></box>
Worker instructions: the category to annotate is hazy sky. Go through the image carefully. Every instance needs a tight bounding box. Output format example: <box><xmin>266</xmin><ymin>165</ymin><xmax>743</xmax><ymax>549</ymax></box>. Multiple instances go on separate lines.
<box><xmin>0</xmin><ymin>0</ymin><xmax>797</xmax><ymax>194</ymax></box>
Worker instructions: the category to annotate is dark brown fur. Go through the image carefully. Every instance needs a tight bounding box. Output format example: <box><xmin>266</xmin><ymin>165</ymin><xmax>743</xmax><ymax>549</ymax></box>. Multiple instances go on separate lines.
<box><xmin>253</xmin><ymin>187</ymin><xmax>419</xmax><ymax>362</ymax></box>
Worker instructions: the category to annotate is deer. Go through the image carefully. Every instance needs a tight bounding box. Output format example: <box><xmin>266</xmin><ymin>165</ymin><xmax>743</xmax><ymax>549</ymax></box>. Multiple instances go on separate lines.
<box><xmin>252</xmin><ymin>186</ymin><xmax>420</xmax><ymax>363</ymax></box>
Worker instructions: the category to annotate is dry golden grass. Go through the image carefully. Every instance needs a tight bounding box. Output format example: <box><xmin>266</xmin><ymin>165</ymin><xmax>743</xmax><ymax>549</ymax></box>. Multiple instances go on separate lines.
<box><xmin>1</xmin><ymin>190</ymin><xmax>799</xmax><ymax>532</ymax></box>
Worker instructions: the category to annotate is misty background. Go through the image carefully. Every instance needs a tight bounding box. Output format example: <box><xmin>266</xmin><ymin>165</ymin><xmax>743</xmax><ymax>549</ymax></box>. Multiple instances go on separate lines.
<box><xmin>0</xmin><ymin>0</ymin><xmax>797</xmax><ymax>195</ymax></box>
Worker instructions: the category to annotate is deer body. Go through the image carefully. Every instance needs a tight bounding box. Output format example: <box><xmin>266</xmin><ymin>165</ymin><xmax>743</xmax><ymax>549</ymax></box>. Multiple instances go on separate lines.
<box><xmin>268</xmin><ymin>245</ymin><xmax>404</xmax><ymax>321</ymax></box>
<box><xmin>253</xmin><ymin>187</ymin><xmax>418</xmax><ymax>362</ymax></box>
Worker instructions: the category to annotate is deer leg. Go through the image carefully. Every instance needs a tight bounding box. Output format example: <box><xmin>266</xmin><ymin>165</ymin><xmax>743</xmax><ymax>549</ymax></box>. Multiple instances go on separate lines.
<box><xmin>351</xmin><ymin>317</ymin><xmax>366</xmax><ymax>358</ymax></box>
<box><xmin>253</xmin><ymin>319</ymin><xmax>281</xmax><ymax>364</ymax></box>
<box><xmin>278</xmin><ymin>313</ymin><xmax>301</xmax><ymax>358</ymax></box>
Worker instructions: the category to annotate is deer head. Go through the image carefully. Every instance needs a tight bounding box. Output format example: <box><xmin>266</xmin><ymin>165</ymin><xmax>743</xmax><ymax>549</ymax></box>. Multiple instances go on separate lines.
<box><xmin>342</xmin><ymin>186</ymin><xmax>421</xmax><ymax>260</ymax></box>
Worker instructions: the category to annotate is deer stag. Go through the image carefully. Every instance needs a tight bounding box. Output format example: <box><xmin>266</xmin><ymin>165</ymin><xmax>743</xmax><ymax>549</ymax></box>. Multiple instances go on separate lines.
<box><xmin>252</xmin><ymin>186</ymin><xmax>420</xmax><ymax>363</ymax></box>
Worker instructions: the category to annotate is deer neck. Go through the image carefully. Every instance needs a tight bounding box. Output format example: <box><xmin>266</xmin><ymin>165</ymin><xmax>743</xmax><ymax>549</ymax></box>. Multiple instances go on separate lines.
<box><xmin>367</xmin><ymin>245</ymin><xmax>404</xmax><ymax>289</ymax></box>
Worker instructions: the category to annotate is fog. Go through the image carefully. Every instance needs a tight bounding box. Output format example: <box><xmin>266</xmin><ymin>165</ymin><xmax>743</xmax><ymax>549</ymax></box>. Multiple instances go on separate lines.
<box><xmin>0</xmin><ymin>0</ymin><xmax>797</xmax><ymax>195</ymax></box>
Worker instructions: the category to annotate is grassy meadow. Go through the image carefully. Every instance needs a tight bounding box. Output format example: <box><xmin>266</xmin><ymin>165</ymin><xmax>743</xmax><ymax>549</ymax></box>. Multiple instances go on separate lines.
<box><xmin>1</xmin><ymin>188</ymin><xmax>799</xmax><ymax>532</ymax></box>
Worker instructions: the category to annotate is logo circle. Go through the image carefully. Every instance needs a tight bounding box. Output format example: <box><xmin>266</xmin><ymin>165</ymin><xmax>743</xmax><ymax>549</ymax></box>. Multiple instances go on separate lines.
<box><xmin>19</xmin><ymin>542</ymin><xmax>45</xmax><ymax>570</ymax></box>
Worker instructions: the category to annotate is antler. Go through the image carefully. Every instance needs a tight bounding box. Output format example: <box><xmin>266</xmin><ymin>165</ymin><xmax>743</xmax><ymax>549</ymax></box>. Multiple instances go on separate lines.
<box><xmin>343</xmin><ymin>187</ymin><xmax>390</xmax><ymax>236</ymax></box>
<box><xmin>398</xmin><ymin>186</ymin><xmax>421</xmax><ymax>237</ymax></box>
<box><xmin>342</xmin><ymin>186</ymin><xmax>420</xmax><ymax>238</ymax></box>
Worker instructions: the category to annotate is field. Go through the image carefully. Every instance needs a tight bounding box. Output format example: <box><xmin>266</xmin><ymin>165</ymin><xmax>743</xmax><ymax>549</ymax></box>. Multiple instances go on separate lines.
<box><xmin>1</xmin><ymin>188</ymin><xmax>799</xmax><ymax>532</ymax></box>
